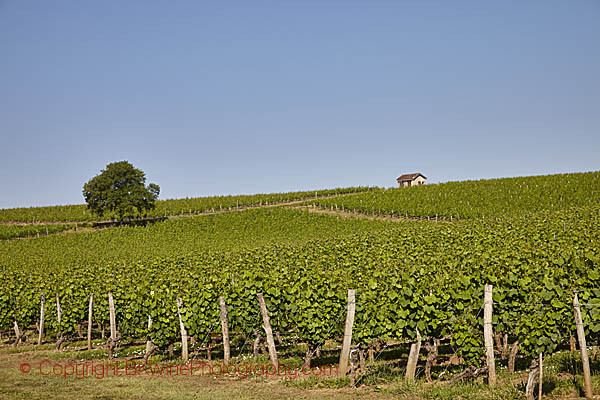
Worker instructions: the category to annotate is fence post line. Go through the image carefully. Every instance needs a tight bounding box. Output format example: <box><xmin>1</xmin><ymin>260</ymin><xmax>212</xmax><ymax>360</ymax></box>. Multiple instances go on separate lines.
<box><xmin>338</xmin><ymin>289</ymin><xmax>356</xmax><ymax>376</ymax></box>
<box><xmin>483</xmin><ymin>284</ymin><xmax>496</xmax><ymax>387</ymax></box>
<box><xmin>219</xmin><ymin>296</ymin><xmax>231</xmax><ymax>364</ymax></box>
<box><xmin>573</xmin><ymin>293</ymin><xmax>593</xmax><ymax>398</ymax></box>
<box><xmin>257</xmin><ymin>293</ymin><xmax>278</xmax><ymax>366</ymax></box>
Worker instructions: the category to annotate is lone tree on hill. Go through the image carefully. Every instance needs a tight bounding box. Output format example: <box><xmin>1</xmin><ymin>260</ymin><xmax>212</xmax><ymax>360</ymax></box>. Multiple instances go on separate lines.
<box><xmin>83</xmin><ymin>161</ymin><xmax>160</xmax><ymax>221</ymax></box>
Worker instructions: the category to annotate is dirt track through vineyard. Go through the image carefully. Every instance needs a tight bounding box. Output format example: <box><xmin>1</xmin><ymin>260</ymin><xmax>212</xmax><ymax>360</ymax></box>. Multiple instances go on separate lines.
<box><xmin>288</xmin><ymin>204</ymin><xmax>456</xmax><ymax>224</ymax></box>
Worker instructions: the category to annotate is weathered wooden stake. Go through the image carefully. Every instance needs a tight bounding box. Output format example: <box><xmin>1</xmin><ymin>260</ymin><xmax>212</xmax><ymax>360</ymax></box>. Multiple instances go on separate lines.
<box><xmin>483</xmin><ymin>284</ymin><xmax>496</xmax><ymax>387</ymax></box>
<box><xmin>56</xmin><ymin>294</ymin><xmax>62</xmax><ymax>329</ymax></box>
<box><xmin>257</xmin><ymin>293</ymin><xmax>278</xmax><ymax>366</ymax></box>
<box><xmin>176</xmin><ymin>298</ymin><xmax>189</xmax><ymax>363</ymax></box>
<box><xmin>538</xmin><ymin>353</ymin><xmax>543</xmax><ymax>400</ymax></box>
<box><xmin>38</xmin><ymin>293</ymin><xmax>45</xmax><ymax>345</ymax></box>
<box><xmin>87</xmin><ymin>293</ymin><xmax>93</xmax><ymax>350</ymax></box>
<box><xmin>55</xmin><ymin>294</ymin><xmax>66</xmax><ymax>350</ymax></box>
<box><xmin>338</xmin><ymin>289</ymin><xmax>356</xmax><ymax>376</ymax></box>
<box><xmin>145</xmin><ymin>315</ymin><xmax>153</xmax><ymax>355</ymax></box>
<box><xmin>13</xmin><ymin>320</ymin><xmax>21</xmax><ymax>346</ymax></box>
<box><xmin>573</xmin><ymin>293</ymin><xmax>593</xmax><ymax>398</ymax></box>
<box><xmin>143</xmin><ymin>315</ymin><xmax>158</xmax><ymax>366</ymax></box>
<box><xmin>108</xmin><ymin>292</ymin><xmax>117</xmax><ymax>339</ymax></box>
<box><xmin>219</xmin><ymin>296</ymin><xmax>231</xmax><ymax>364</ymax></box>
<box><xmin>405</xmin><ymin>328</ymin><xmax>422</xmax><ymax>380</ymax></box>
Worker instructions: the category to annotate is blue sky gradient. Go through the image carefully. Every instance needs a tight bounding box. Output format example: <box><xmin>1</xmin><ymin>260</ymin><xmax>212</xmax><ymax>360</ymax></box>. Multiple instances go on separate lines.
<box><xmin>1</xmin><ymin>0</ymin><xmax>599</xmax><ymax>208</ymax></box>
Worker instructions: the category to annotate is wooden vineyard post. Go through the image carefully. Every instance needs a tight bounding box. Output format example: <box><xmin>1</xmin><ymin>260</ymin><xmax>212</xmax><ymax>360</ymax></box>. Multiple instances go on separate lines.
<box><xmin>38</xmin><ymin>293</ymin><xmax>45</xmax><ymax>345</ymax></box>
<box><xmin>176</xmin><ymin>298</ymin><xmax>189</xmax><ymax>363</ymax></box>
<box><xmin>338</xmin><ymin>289</ymin><xmax>356</xmax><ymax>376</ymax></box>
<box><xmin>257</xmin><ymin>293</ymin><xmax>278</xmax><ymax>366</ymax></box>
<box><xmin>146</xmin><ymin>316</ymin><xmax>153</xmax><ymax>355</ymax></box>
<box><xmin>108</xmin><ymin>292</ymin><xmax>117</xmax><ymax>339</ymax></box>
<box><xmin>219</xmin><ymin>296</ymin><xmax>231</xmax><ymax>364</ymax></box>
<box><xmin>107</xmin><ymin>292</ymin><xmax>119</xmax><ymax>358</ymax></box>
<box><xmin>405</xmin><ymin>328</ymin><xmax>422</xmax><ymax>380</ymax></box>
<box><xmin>143</xmin><ymin>315</ymin><xmax>158</xmax><ymax>366</ymax></box>
<box><xmin>56</xmin><ymin>294</ymin><xmax>62</xmax><ymax>331</ymax></box>
<box><xmin>483</xmin><ymin>284</ymin><xmax>496</xmax><ymax>387</ymax></box>
<box><xmin>56</xmin><ymin>294</ymin><xmax>65</xmax><ymax>350</ymax></box>
<box><xmin>573</xmin><ymin>293</ymin><xmax>593</xmax><ymax>398</ymax></box>
<box><xmin>13</xmin><ymin>320</ymin><xmax>21</xmax><ymax>347</ymax></box>
<box><xmin>538</xmin><ymin>353</ymin><xmax>543</xmax><ymax>400</ymax></box>
<box><xmin>87</xmin><ymin>293</ymin><xmax>93</xmax><ymax>350</ymax></box>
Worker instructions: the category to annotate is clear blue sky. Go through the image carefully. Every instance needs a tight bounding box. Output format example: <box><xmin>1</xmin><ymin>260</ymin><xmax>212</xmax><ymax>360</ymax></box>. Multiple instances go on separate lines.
<box><xmin>1</xmin><ymin>0</ymin><xmax>598</xmax><ymax>209</ymax></box>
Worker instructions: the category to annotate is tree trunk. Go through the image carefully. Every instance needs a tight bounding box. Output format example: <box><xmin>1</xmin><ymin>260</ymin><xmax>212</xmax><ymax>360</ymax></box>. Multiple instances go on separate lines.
<box><xmin>495</xmin><ymin>332</ymin><xmax>503</xmax><ymax>355</ymax></box>
<box><xmin>449</xmin><ymin>365</ymin><xmax>488</xmax><ymax>384</ymax></box>
<box><xmin>375</xmin><ymin>339</ymin><xmax>381</xmax><ymax>352</ymax></box>
<box><xmin>359</xmin><ymin>347</ymin><xmax>367</xmax><ymax>374</ymax></box>
<box><xmin>508</xmin><ymin>341</ymin><xmax>519</xmax><ymax>373</ymax></box>
<box><xmin>502</xmin><ymin>333</ymin><xmax>509</xmax><ymax>359</ymax></box>
<box><xmin>253</xmin><ymin>333</ymin><xmax>262</xmax><ymax>358</ymax></box>
<box><xmin>424</xmin><ymin>340</ymin><xmax>438</xmax><ymax>382</ymax></box>
<box><xmin>525</xmin><ymin>359</ymin><xmax>540</xmax><ymax>400</ymax></box>
<box><xmin>303</xmin><ymin>343</ymin><xmax>314</xmax><ymax>369</ymax></box>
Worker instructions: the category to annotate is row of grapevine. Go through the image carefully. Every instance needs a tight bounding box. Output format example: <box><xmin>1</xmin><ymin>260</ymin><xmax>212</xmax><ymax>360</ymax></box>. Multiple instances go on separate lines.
<box><xmin>0</xmin><ymin>223</ymin><xmax>85</xmax><ymax>240</ymax></box>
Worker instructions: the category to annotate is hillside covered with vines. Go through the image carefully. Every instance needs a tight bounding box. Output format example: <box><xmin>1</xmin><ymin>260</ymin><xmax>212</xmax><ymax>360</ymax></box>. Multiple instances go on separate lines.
<box><xmin>1</xmin><ymin>171</ymin><xmax>599</xmax><ymax>390</ymax></box>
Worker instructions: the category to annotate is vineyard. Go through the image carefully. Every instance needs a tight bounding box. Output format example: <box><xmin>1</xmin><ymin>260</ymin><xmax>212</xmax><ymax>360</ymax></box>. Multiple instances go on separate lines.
<box><xmin>305</xmin><ymin>172</ymin><xmax>600</xmax><ymax>219</ymax></box>
<box><xmin>1</xmin><ymin>172</ymin><xmax>600</xmax><ymax>399</ymax></box>
<box><xmin>0</xmin><ymin>186</ymin><xmax>371</xmax><ymax>223</ymax></box>
<box><xmin>0</xmin><ymin>223</ymin><xmax>87</xmax><ymax>241</ymax></box>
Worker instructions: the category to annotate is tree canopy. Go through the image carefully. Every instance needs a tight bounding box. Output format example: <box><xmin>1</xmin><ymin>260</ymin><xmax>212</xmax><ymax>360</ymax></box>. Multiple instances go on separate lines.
<box><xmin>83</xmin><ymin>161</ymin><xmax>160</xmax><ymax>220</ymax></box>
